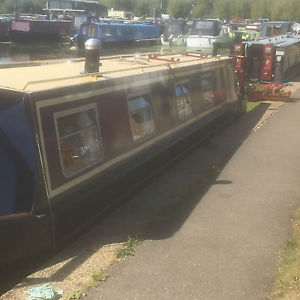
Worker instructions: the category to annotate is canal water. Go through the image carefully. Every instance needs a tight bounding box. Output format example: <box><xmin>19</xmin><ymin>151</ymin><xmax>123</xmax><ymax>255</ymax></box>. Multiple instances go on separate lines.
<box><xmin>0</xmin><ymin>42</ymin><xmax>186</xmax><ymax>63</ymax></box>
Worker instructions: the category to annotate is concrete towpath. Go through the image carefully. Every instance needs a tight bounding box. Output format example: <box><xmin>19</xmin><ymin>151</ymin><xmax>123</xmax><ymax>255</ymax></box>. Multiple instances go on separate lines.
<box><xmin>86</xmin><ymin>85</ymin><xmax>300</xmax><ymax>300</ymax></box>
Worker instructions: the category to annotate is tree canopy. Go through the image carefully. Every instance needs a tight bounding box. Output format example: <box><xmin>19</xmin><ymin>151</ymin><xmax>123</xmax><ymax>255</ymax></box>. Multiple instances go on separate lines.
<box><xmin>0</xmin><ymin>0</ymin><xmax>299</xmax><ymax>22</ymax></box>
<box><xmin>0</xmin><ymin>0</ymin><xmax>44</xmax><ymax>14</ymax></box>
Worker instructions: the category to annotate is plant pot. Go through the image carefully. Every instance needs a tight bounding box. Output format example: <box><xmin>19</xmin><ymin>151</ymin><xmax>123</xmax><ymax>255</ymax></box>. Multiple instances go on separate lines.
<box><xmin>248</xmin><ymin>91</ymin><xmax>264</xmax><ymax>101</ymax></box>
<box><xmin>263</xmin><ymin>93</ymin><xmax>290</xmax><ymax>102</ymax></box>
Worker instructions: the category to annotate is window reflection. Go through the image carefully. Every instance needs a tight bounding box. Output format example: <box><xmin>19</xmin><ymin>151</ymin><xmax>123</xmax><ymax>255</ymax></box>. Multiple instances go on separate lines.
<box><xmin>82</xmin><ymin>25</ymin><xmax>97</xmax><ymax>37</ymax></box>
<box><xmin>201</xmin><ymin>73</ymin><xmax>215</xmax><ymax>109</ymax></box>
<box><xmin>55</xmin><ymin>104</ymin><xmax>102</xmax><ymax>177</ymax></box>
<box><xmin>175</xmin><ymin>81</ymin><xmax>193</xmax><ymax>120</ymax></box>
<box><xmin>128</xmin><ymin>94</ymin><xmax>155</xmax><ymax>141</ymax></box>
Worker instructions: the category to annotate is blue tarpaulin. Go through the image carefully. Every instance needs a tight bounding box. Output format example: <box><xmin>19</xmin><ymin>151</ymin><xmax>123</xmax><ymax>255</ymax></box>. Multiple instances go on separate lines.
<box><xmin>25</xmin><ymin>284</ymin><xmax>63</xmax><ymax>300</ymax></box>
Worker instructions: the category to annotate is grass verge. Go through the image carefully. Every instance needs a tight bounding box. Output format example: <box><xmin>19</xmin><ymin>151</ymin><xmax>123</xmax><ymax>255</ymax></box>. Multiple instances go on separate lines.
<box><xmin>247</xmin><ymin>101</ymin><xmax>261</xmax><ymax>112</ymax></box>
<box><xmin>114</xmin><ymin>236</ymin><xmax>141</xmax><ymax>260</ymax></box>
<box><xmin>269</xmin><ymin>209</ymin><xmax>300</xmax><ymax>299</ymax></box>
<box><xmin>67</xmin><ymin>236</ymin><xmax>141</xmax><ymax>299</ymax></box>
<box><xmin>68</xmin><ymin>270</ymin><xmax>109</xmax><ymax>299</ymax></box>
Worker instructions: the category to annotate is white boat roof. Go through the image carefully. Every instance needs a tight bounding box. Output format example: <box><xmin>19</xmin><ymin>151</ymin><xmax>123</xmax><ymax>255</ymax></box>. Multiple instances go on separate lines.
<box><xmin>0</xmin><ymin>53</ymin><xmax>230</xmax><ymax>93</ymax></box>
<box><xmin>248</xmin><ymin>34</ymin><xmax>300</xmax><ymax>47</ymax></box>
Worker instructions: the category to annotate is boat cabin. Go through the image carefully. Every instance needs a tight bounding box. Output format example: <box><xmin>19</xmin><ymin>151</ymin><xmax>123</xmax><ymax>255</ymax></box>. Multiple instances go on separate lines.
<box><xmin>259</xmin><ymin>21</ymin><xmax>293</xmax><ymax>38</ymax></box>
<box><xmin>190</xmin><ymin>20</ymin><xmax>221</xmax><ymax>37</ymax></box>
<box><xmin>76</xmin><ymin>22</ymin><xmax>160</xmax><ymax>47</ymax></box>
<box><xmin>187</xmin><ymin>20</ymin><xmax>227</xmax><ymax>52</ymax></box>
<box><xmin>0</xmin><ymin>52</ymin><xmax>243</xmax><ymax>266</ymax></box>
<box><xmin>232</xmin><ymin>33</ymin><xmax>300</xmax><ymax>83</ymax></box>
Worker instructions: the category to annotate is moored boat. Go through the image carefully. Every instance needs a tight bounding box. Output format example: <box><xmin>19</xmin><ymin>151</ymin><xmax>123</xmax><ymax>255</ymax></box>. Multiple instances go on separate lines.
<box><xmin>9</xmin><ymin>19</ymin><xmax>72</xmax><ymax>43</ymax></box>
<box><xmin>74</xmin><ymin>22</ymin><xmax>160</xmax><ymax>48</ymax></box>
<box><xmin>0</xmin><ymin>49</ymin><xmax>245</xmax><ymax>267</ymax></box>
<box><xmin>187</xmin><ymin>19</ymin><xmax>229</xmax><ymax>53</ymax></box>
<box><xmin>259</xmin><ymin>21</ymin><xmax>294</xmax><ymax>38</ymax></box>
<box><xmin>241</xmin><ymin>34</ymin><xmax>300</xmax><ymax>83</ymax></box>
<box><xmin>0</xmin><ymin>17</ymin><xmax>12</xmax><ymax>42</ymax></box>
<box><xmin>160</xmin><ymin>19</ymin><xmax>189</xmax><ymax>46</ymax></box>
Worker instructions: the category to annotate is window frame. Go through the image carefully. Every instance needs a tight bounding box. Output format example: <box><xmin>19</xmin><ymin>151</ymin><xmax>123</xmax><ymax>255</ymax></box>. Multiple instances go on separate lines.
<box><xmin>215</xmin><ymin>67</ymin><xmax>228</xmax><ymax>103</ymax></box>
<box><xmin>54</xmin><ymin>103</ymin><xmax>103</xmax><ymax>178</ymax></box>
<box><xmin>200</xmin><ymin>72</ymin><xmax>217</xmax><ymax>110</ymax></box>
<box><xmin>174</xmin><ymin>79</ymin><xmax>193</xmax><ymax>121</ymax></box>
<box><xmin>127</xmin><ymin>89</ymin><xmax>155</xmax><ymax>143</ymax></box>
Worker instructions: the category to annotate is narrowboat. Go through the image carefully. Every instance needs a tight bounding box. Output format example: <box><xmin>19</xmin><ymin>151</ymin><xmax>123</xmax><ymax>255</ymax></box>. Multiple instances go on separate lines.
<box><xmin>75</xmin><ymin>22</ymin><xmax>160</xmax><ymax>48</ymax></box>
<box><xmin>232</xmin><ymin>33</ymin><xmax>300</xmax><ymax>84</ymax></box>
<box><xmin>259</xmin><ymin>21</ymin><xmax>294</xmax><ymax>39</ymax></box>
<box><xmin>187</xmin><ymin>19</ymin><xmax>230</xmax><ymax>53</ymax></box>
<box><xmin>9</xmin><ymin>19</ymin><xmax>72</xmax><ymax>43</ymax></box>
<box><xmin>0</xmin><ymin>47</ymin><xmax>245</xmax><ymax>268</ymax></box>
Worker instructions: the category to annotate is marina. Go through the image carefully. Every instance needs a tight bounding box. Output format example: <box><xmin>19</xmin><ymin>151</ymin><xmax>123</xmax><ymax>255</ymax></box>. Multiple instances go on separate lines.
<box><xmin>1</xmin><ymin>0</ymin><xmax>300</xmax><ymax>297</ymax></box>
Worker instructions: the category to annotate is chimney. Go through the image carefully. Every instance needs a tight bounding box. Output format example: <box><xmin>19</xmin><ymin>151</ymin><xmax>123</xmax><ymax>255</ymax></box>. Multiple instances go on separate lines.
<box><xmin>84</xmin><ymin>38</ymin><xmax>102</xmax><ymax>74</ymax></box>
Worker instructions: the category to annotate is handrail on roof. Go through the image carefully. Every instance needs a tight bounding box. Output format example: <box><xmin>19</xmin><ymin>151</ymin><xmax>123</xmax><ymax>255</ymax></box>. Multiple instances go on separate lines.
<box><xmin>0</xmin><ymin>57</ymin><xmax>85</xmax><ymax>69</ymax></box>
<box><xmin>21</xmin><ymin>53</ymin><xmax>218</xmax><ymax>90</ymax></box>
<box><xmin>0</xmin><ymin>52</ymin><xmax>165</xmax><ymax>70</ymax></box>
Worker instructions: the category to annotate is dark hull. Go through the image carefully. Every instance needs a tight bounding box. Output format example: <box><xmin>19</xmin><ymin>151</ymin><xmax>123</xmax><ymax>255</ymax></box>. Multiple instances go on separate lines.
<box><xmin>0</xmin><ymin>22</ymin><xmax>11</xmax><ymax>42</ymax></box>
<box><xmin>53</xmin><ymin>102</ymin><xmax>240</xmax><ymax>244</ymax></box>
<box><xmin>0</xmin><ymin>55</ymin><xmax>243</xmax><ymax>269</ymax></box>
<box><xmin>245</xmin><ymin>36</ymin><xmax>300</xmax><ymax>83</ymax></box>
<box><xmin>0</xmin><ymin>103</ymin><xmax>241</xmax><ymax>269</ymax></box>
<box><xmin>0</xmin><ymin>35</ymin><xmax>9</xmax><ymax>42</ymax></box>
<box><xmin>9</xmin><ymin>30</ymin><xmax>66</xmax><ymax>43</ymax></box>
<box><xmin>0</xmin><ymin>213</ymin><xmax>52</xmax><ymax>269</ymax></box>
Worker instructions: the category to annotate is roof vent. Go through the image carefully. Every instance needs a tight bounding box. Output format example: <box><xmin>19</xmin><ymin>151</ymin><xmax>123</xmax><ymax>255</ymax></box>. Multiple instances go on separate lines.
<box><xmin>84</xmin><ymin>38</ymin><xmax>102</xmax><ymax>74</ymax></box>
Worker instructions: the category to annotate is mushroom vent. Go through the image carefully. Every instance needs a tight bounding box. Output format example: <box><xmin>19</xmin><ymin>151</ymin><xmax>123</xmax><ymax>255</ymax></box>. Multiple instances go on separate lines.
<box><xmin>84</xmin><ymin>38</ymin><xmax>102</xmax><ymax>74</ymax></box>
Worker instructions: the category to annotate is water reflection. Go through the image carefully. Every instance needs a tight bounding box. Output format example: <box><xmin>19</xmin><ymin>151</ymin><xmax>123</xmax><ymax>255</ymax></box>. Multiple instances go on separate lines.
<box><xmin>0</xmin><ymin>42</ymin><xmax>187</xmax><ymax>63</ymax></box>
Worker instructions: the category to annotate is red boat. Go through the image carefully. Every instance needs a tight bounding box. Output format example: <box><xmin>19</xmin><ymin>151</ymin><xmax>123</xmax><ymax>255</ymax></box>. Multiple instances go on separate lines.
<box><xmin>9</xmin><ymin>19</ymin><xmax>72</xmax><ymax>42</ymax></box>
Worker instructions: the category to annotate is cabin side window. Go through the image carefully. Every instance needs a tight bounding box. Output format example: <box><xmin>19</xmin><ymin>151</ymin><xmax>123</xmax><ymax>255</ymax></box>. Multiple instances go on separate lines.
<box><xmin>103</xmin><ymin>26</ymin><xmax>112</xmax><ymax>37</ymax></box>
<box><xmin>175</xmin><ymin>81</ymin><xmax>193</xmax><ymax>120</ymax></box>
<box><xmin>128</xmin><ymin>94</ymin><xmax>155</xmax><ymax>141</ymax></box>
<box><xmin>82</xmin><ymin>25</ymin><xmax>97</xmax><ymax>37</ymax></box>
<box><xmin>116</xmin><ymin>27</ymin><xmax>123</xmax><ymax>37</ymax></box>
<box><xmin>226</xmin><ymin>64</ymin><xmax>236</xmax><ymax>99</ymax></box>
<box><xmin>215</xmin><ymin>68</ymin><xmax>228</xmax><ymax>103</ymax></box>
<box><xmin>200</xmin><ymin>72</ymin><xmax>216</xmax><ymax>109</ymax></box>
<box><xmin>54</xmin><ymin>104</ymin><xmax>102</xmax><ymax>178</ymax></box>
<box><xmin>127</xmin><ymin>26</ymin><xmax>133</xmax><ymax>38</ymax></box>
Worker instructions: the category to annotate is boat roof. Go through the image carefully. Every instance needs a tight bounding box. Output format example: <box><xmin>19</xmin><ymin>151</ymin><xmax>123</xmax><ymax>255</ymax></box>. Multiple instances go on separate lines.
<box><xmin>264</xmin><ymin>21</ymin><xmax>293</xmax><ymax>25</ymax></box>
<box><xmin>88</xmin><ymin>22</ymin><xmax>156</xmax><ymax>27</ymax></box>
<box><xmin>0</xmin><ymin>53</ymin><xmax>230</xmax><ymax>93</ymax></box>
<box><xmin>248</xmin><ymin>34</ymin><xmax>300</xmax><ymax>47</ymax></box>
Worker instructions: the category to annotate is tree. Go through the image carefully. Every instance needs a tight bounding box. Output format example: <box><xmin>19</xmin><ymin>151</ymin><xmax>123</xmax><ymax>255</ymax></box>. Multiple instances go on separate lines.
<box><xmin>192</xmin><ymin>0</ymin><xmax>214</xmax><ymax>18</ymax></box>
<box><xmin>167</xmin><ymin>0</ymin><xmax>192</xmax><ymax>18</ymax></box>
<box><xmin>213</xmin><ymin>0</ymin><xmax>231</xmax><ymax>18</ymax></box>
<box><xmin>250</xmin><ymin>0</ymin><xmax>271</xmax><ymax>19</ymax></box>
<box><xmin>133</xmin><ymin>0</ymin><xmax>151</xmax><ymax>16</ymax></box>
<box><xmin>0</xmin><ymin>0</ymin><xmax>44</xmax><ymax>13</ymax></box>
<box><xmin>231</xmin><ymin>0</ymin><xmax>251</xmax><ymax>19</ymax></box>
<box><xmin>101</xmin><ymin>0</ymin><xmax>135</xmax><ymax>11</ymax></box>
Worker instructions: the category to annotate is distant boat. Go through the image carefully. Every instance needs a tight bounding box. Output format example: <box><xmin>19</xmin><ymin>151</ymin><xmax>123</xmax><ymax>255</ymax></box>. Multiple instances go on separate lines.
<box><xmin>74</xmin><ymin>22</ymin><xmax>160</xmax><ymax>48</ymax></box>
<box><xmin>160</xmin><ymin>20</ymin><xmax>189</xmax><ymax>46</ymax></box>
<box><xmin>0</xmin><ymin>17</ymin><xmax>12</xmax><ymax>42</ymax></box>
<box><xmin>259</xmin><ymin>21</ymin><xmax>294</xmax><ymax>38</ymax></box>
<box><xmin>9</xmin><ymin>19</ymin><xmax>72</xmax><ymax>43</ymax></box>
<box><xmin>187</xmin><ymin>19</ymin><xmax>226</xmax><ymax>53</ymax></box>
